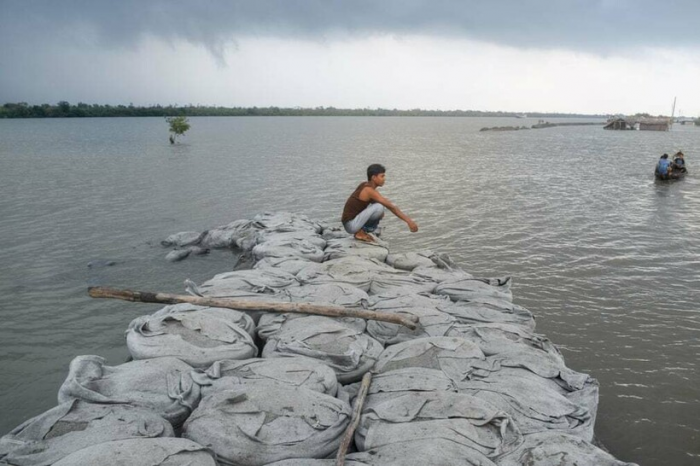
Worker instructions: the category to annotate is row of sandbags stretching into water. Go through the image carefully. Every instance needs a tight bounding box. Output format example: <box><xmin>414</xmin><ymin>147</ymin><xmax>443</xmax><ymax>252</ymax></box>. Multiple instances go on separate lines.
<box><xmin>0</xmin><ymin>212</ymin><xmax>638</xmax><ymax>466</ymax></box>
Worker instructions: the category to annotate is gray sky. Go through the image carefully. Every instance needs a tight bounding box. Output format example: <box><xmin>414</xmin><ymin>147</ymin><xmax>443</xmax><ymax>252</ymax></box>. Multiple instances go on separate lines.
<box><xmin>1</xmin><ymin>0</ymin><xmax>699</xmax><ymax>114</ymax></box>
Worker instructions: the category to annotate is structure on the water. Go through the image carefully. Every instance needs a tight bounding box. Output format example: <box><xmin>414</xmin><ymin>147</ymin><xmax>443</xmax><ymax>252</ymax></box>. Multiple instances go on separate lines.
<box><xmin>604</xmin><ymin>116</ymin><xmax>671</xmax><ymax>131</ymax></box>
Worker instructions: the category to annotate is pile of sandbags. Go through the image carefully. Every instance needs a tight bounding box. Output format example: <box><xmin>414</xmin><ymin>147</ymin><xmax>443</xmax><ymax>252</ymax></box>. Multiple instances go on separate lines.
<box><xmin>1</xmin><ymin>212</ymin><xmax>638</xmax><ymax>466</ymax></box>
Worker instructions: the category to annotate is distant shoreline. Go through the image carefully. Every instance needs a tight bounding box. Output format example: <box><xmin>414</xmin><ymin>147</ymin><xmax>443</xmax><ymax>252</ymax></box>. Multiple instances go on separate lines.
<box><xmin>0</xmin><ymin>102</ymin><xmax>606</xmax><ymax>119</ymax></box>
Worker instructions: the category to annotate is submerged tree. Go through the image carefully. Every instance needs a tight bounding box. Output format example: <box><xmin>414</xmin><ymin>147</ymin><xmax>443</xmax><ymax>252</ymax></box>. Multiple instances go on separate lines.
<box><xmin>166</xmin><ymin>116</ymin><xmax>190</xmax><ymax>144</ymax></box>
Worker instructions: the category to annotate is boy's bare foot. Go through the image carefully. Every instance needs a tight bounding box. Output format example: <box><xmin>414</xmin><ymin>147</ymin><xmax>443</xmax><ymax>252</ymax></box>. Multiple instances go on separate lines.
<box><xmin>354</xmin><ymin>230</ymin><xmax>375</xmax><ymax>243</ymax></box>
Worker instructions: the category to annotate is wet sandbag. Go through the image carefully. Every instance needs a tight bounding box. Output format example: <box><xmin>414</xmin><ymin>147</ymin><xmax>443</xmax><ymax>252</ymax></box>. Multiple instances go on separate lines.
<box><xmin>57</xmin><ymin>356</ymin><xmax>200</xmax><ymax>427</ymax></box>
<box><xmin>497</xmin><ymin>431</ymin><xmax>639</xmax><ymax>466</ymax></box>
<box><xmin>457</xmin><ymin>370</ymin><xmax>595</xmax><ymax>440</ymax></box>
<box><xmin>435</xmin><ymin>276</ymin><xmax>513</xmax><ymax>303</ymax></box>
<box><xmin>368</xmin><ymin>271</ymin><xmax>437</xmax><ymax>296</ymax></box>
<box><xmin>320</xmin><ymin>225</ymin><xmax>348</xmax><ymax>241</ymax></box>
<box><xmin>262</xmin><ymin>316</ymin><xmax>383</xmax><ymax>383</ymax></box>
<box><xmin>356</xmin><ymin>392</ymin><xmax>521</xmax><ymax>458</ymax></box>
<box><xmin>254</xmin><ymin>256</ymin><xmax>316</xmax><ymax>275</ymax></box>
<box><xmin>366</xmin><ymin>305</ymin><xmax>456</xmax><ymax>346</ymax></box>
<box><xmin>201</xmin><ymin>218</ymin><xmax>264</xmax><ymax>250</ymax></box>
<box><xmin>257</xmin><ymin>311</ymin><xmax>366</xmax><ymax>342</ymax></box>
<box><xmin>199</xmin><ymin>269</ymin><xmax>299</xmax><ymax>295</ymax></box>
<box><xmin>182</xmin><ymin>384</ymin><xmax>350</xmax><ymax>466</ymax></box>
<box><xmin>52</xmin><ymin>438</ymin><xmax>217</xmax><ymax>466</ymax></box>
<box><xmin>345</xmin><ymin>438</ymin><xmax>498</xmax><ymax>466</ymax></box>
<box><xmin>252</xmin><ymin>212</ymin><xmax>323</xmax><ymax>234</ymax></box>
<box><xmin>161</xmin><ymin>231</ymin><xmax>206</xmax><ymax>248</ymax></box>
<box><xmin>195</xmin><ymin>357</ymin><xmax>338</xmax><ymax>397</ymax></box>
<box><xmin>385</xmin><ymin>251</ymin><xmax>437</xmax><ymax>271</ymax></box>
<box><xmin>252</xmin><ymin>238</ymin><xmax>325</xmax><ymax>263</ymax></box>
<box><xmin>254</xmin><ymin>229</ymin><xmax>327</xmax><ymax>250</ymax></box>
<box><xmin>372</xmin><ymin>337</ymin><xmax>486</xmax><ymax>381</ymax></box>
<box><xmin>0</xmin><ymin>401</ymin><xmax>174</xmax><ymax>466</ymax></box>
<box><xmin>296</xmin><ymin>257</ymin><xmax>404</xmax><ymax>292</ymax></box>
<box><xmin>126</xmin><ymin>304</ymin><xmax>257</xmax><ymax>368</ymax></box>
<box><xmin>323</xmin><ymin>237</ymin><xmax>389</xmax><ymax>262</ymax></box>
<box><xmin>411</xmin><ymin>265</ymin><xmax>474</xmax><ymax>283</ymax></box>
<box><xmin>443</xmin><ymin>322</ymin><xmax>562</xmax><ymax>361</ymax></box>
<box><xmin>438</xmin><ymin>300</ymin><xmax>536</xmax><ymax>332</ymax></box>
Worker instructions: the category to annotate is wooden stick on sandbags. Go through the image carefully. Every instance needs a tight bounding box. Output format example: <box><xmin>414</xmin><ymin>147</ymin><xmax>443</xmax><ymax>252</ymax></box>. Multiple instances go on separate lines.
<box><xmin>336</xmin><ymin>371</ymin><xmax>373</xmax><ymax>466</ymax></box>
<box><xmin>88</xmin><ymin>286</ymin><xmax>419</xmax><ymax>330</ymax></box>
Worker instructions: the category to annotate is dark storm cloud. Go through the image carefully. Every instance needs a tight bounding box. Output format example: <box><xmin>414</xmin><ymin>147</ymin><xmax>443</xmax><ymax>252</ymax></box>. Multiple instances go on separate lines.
<box><xmin>2</xmin><ymin>0</ymin><xmax>700</xmax><ymax>56</ymax></box>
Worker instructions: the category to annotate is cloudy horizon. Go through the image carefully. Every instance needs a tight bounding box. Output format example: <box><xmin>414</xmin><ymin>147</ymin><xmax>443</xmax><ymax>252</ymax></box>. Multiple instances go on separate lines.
<box><xmin>1</xmin><ymin>0</ymin><xmax>699</xmax><ymax>116</ymax></box>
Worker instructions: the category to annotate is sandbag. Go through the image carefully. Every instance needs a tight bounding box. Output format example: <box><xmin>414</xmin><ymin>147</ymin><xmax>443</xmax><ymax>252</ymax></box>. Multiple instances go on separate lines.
<box><xmin>193</xmin><ymin>357</ymin><xmax>338</xmax><ymax>397</ymax></box>
<box><xmin>372</xmin><ymin>337</ymin><xmax>486</xmax><ymax>379</ymax></box>
<box><xmin>161</xmin><ymin>231</ymin><xmax>206</xmax><ymax>248</ymax></box>
<box><xmin>497</xmin><ymin>431</ymin><xmax>640</xmax><ymax>466</ymax></box>
<box><xmin>254</xmin><ymin>230</ymin><xmax>327</xmax><ymax>250</ymax></box>
<box><xmin>365</xmin><ymin>306</ymin><xmax>456</xmax><ymax>346</ymax></box>
<box><xmin>262</xmin><ymin>316</ymin><xmax>383</xmax><ymax>384</ymax></box>
<box><xmin>257</xmin><ymin>312</ymin><xmax>366</xmax><ymax>342</ymax></box>
<box><xmin>57</xmin><ymin>356</ymin><xmax>200</xmax><ymax>427</ymax></box>
<box><xmin>252</xmin><ymin>212</ymin><xmax>323</xmax><ymax>234</ymax></box>
<box><xmin>252</xmin><ymin>239</ymin><xmax>325</xmax><ymax>263</ymax></box>
<box><xmin>438</xmin><ymin>300</ymin><xmax>536</xmax><ymax>331</ymax></box>
<box><xmin>52</xmin><ymin>438</ymin><xmax>217</xmax><ymax>466</ymax></box>
<box><xmin>323</xmin><ymin>237</ymin><xmax>389</xmax><ymax>262</ymax></box>
<box><xmin>368</xmin><ymin>272</ymin><xmax>437</xmax><ymax>296</ymax></box>
<box><xmin>254</xmin><ymin>256</ymin><xmax>316</xmax><ymax>275</ymax></box>
<box><xmin>126</xmin><ymin>304</ymin><xmax>257</xmax><ymax>367</ymax></box>
<box><xmin>356</xmin><ymin>392</ymin><xmax>521</xmax><ymax>458</ymax></box>
<box><xmin>199</xmin><ymin>269</ymin><xmax>299</xmax><ymax>295</ymax></box>
<box><xmin>182</xmin><ymin>385</ymin><xmax>350</xmax><ymax>466</ymax></box>
<box><xmin>344</xmin><ymin>438</ymin><xmax>499</xmax><ymax>465</ymax></box>
<box><xmin>296</xmin><ymin>257</ymin><xmax>404</xmax><ymax>292</ymax></box>
<box><xmin>0</xmin><ymin>401</ymin><xmax>173</xmax><ymax>466</ymax></box>
<box><xmin>434</xmin><ymin>277</ymin><xmax>513</xmax><ymax>303</ymax></box>
<box><xmin>385</xmin><ymin>251</ymin><xmax>437</xmax><ymax>271</ymax></box>
<box><xmin>411</xmin><ymin>265</ymin><xmax>474</xmax><ymax>283</ymax></box>
<box><xmin>201</xmin><ymin>218</ymin><xmax>263</xmax><ymax>249</ymax></box>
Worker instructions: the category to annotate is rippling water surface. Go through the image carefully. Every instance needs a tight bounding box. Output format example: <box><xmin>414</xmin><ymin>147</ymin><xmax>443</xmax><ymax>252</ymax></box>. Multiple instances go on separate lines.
<box><xmin>1</xmin><ymin>117</ymin><xmax>698</xmax><ymax>465</ymax></box>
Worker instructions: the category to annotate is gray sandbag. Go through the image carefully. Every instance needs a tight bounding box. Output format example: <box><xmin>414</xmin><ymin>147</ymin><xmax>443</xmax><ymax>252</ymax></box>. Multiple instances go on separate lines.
<box><xmin>320</xmin><ymin>225</ymin><xmax>348</xmax><ymax>240</ymax></box>
<box><xmin>435</xmin><ymin>276</ymin><xmax>513</xmax><ymax>303</ymax></box>
<box><xmin>323</xmin><ymin>237</ymin><xmax>390</xmax><ymax>262</ymax></box>
<box><xmin>296</xmin><ymin>256</ymin><xmax>404</xmax><ymax>292</ymax></box>
<box><xmin>356</xmin><ymin>392</ymin><xmax>521</xmax><ymax>458</ymax></box>
<box><xmin>254</xmin><ymin>230</ymin><xmax>327</xmax><ymax>250</ymax></box>
<box><xmin>369</xmin><ymin>292</ymin><xmax>451</xmax><ymax>311</ymax></box>
<box><xmin>262</xmin><ymin>316</ymin><xmax>383</xmax><ymax>384</ymax></box>
<box><xmin>182</xmin><ymin>385</ymin><xmax>350</xmax><ymax>466</ymax></box>
<box><xmin>385</xmin><ymin>250</ymin><xmax>437</xmax><ymax>271</ymax></box>
<box><xmin>372</xmin><ymin>337</ymin><xmax>486</xmax><ymax>380</ymax></box>
<box><xmin>193</xmin><ymin>357</ymin><xmax>338</xmax><ymax>397</ymax></box>
<box><xmin>411</xmin><ymin>265</ymin><xmax>474</xmax><ymax>283</ymax></box>
<box><xmin>344</xmin><ymin>438</ymin><xmax>499</xmax><ymax>465</ymax></box>
<box><xmin>57</xmin><ymin>356</ymin><xmax>200</xmax><ymax>427</ymax></box>
<box><xmin>366</xmin><ymin>305</ymin><xmax>456</xmax><ymax>346</ymax></box>
<box><xmin>443</xmin><ymin>322</ymin><xmax>562</xmax><ymax>361</ymax></box>
<box><xmin>0</xmin><ymin>401</ymin><xmax>174</xmax><ymax>466</ymax></box>
<box><xmin>438</xmin><ymin>300</ymin><xmax>536</xmax><ymax>332</ymax></box>
<box><xmin>152</xmin><ymin>303</ymin><xmax>256</xmax><ymax>335</ymax></box>
<box><xmin>456</xmin><ymin>370</ymin><xmax>595</xmax><ymax>440</ymax></box>
<box><xmin>126</xmin><ymin>305</ymin><xmax>257</xmax><ymax>367</ymax></box>
<box><xmin>252</xmin><ymin>238</ymin><xmax>325</xmax><ymax>263</ymax></box>
<box><xmin>254</xmin><ymin>256</ymin><xmax>316</xmax><ymax>275</ymax></box>
<box><xmin>165</xmin><ymin>249</ymin><xmax>192</xmax><ymax>262</ymax></box>
<box><xmin>497</xmin><ymin>431</ymin><xmax>639</xmax><ymax>466</ymax></box>
<box><xmin>201</xmin><ymin>218</ymin><xmax>263</xmax><ymax>249</ymax></box>
<box><xmin>257</xmin><ymin>312</ymin><xmax>366</xmax><ymax>342</ymax></box>
<box><xmin>252</xmin><ymin>212</ymin><xmax>323</xmax><ymax>234</ymax></box>
<box><xmin>368</xmin><ymin>272</ymin><xmax>437</xmax><ymax>296</ymax></box>
<box><xmin>52</xmin><ymin>438</ymin><xmax>217</xmax><ymax>466</ymax></box>
<box><xmin>161</xmin><ymin>231</ymin><xmax>206</xmax><ymax>248</ymax></box>
<box><xmin>199</xmin><ymin>269</ymin><xmax>299</xmax><ymax>295</ymax></box>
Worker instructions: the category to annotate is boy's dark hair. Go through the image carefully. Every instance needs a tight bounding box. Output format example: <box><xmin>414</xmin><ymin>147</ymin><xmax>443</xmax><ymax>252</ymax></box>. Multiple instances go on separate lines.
<box><xmin>367</xmin><ymin>164</ymin><xmax>386</xmax><ymax>181</ymax></box>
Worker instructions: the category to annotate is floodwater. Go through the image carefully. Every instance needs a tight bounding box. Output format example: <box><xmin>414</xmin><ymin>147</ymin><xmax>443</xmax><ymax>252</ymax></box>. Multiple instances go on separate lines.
<box><xmin>0</xmin><ymin>116</ymin><xmax>698</xmax><ymax>465</ymax></box>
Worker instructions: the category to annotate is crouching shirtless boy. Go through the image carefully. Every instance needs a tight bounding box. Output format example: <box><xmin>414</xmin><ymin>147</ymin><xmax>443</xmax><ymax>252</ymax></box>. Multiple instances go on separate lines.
<box><xmin>341</xmin><ymin>164</ymin><xmax>418</xmax><ymax>242</ymax></box>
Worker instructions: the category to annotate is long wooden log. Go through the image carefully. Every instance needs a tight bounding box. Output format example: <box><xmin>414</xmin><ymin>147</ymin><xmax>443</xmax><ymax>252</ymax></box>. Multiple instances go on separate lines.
<box><xmin>336</xmin><ymin>371</ymin><xmax>372</xmax><ymax>466</ymax></box>
<box><xmin>88</xmin><ymin>286</ymin><xmax>419</xmax><ymax>330</ymax></box>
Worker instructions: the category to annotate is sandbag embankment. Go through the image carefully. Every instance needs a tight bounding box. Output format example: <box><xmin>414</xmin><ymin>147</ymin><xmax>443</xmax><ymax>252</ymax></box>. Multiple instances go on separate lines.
<box><xmin>0</xmin><ymin>401</ymin><xmax>174</xmax><ymax>466</ymax></box>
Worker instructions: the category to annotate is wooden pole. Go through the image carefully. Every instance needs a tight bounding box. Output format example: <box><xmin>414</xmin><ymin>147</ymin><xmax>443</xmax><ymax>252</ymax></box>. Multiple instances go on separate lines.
<box><xmin>336</xmin><ymin>371</ymin><xmax>372</xmax><ymax>466</ymax></box>
<box><xmin>88</xmin><ymin>286</ymin><xmax>419</xmax><ymax>330</ymax></box>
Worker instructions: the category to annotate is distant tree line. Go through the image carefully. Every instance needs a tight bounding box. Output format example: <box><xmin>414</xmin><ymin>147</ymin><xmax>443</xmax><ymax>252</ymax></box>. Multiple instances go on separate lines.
<box><xmin>0</xmin><ymin>101</ymin><xmax>608</xmax><ymax>119</ymax></box>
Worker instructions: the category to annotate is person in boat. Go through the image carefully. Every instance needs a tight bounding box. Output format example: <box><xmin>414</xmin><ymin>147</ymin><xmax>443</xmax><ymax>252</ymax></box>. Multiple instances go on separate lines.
<box><xmin>656</xmin><ymin>154</ymin><xmax>672</xmax><ymax>180</ymax></box>
<box><xmin>341</xmin><ymin>164</ymin><xmax>418</xmax><ymax>242</ymax></box>
<box><xmin>672</xmin><ymin>151</ymin><xmax>687</xmax><ymax>173</ymax></box>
